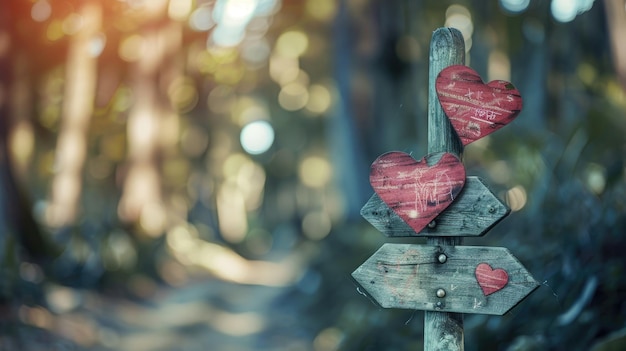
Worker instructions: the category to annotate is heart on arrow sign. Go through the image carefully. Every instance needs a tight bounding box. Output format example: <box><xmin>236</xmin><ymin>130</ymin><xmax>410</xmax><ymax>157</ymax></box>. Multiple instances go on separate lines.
<box><xmin>475</xmin><ymin>263</ymin><xmax>509</xmax><ymax>296</ymax></box>
<box><xmin>436</xmin><ymin>65</ymin><xmax>523</xmax><ymax>146</ymax></box>
<box><xmin>369</xmin><ymin>152</ymin><xmax>465</xmax><ymax>234</ymax></box>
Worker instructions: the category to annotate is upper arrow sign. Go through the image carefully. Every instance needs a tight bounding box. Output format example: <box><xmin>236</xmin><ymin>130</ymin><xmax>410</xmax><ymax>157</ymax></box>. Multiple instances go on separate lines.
<box><xmin>360</xmin><ymin>176</ymin><xmax>510</xmax><ymax>237</ymax></box>
<box><xmin>352</xmin><ymin>243</ymin><xmax>539</xmax><ymax>315</ymax></box>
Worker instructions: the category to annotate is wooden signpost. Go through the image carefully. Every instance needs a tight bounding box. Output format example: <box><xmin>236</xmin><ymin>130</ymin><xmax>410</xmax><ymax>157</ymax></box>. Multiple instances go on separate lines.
<box><xmin>352</xmin><ymin>28</ymin><xmax>539</xmax><ymax>351</ymax></box>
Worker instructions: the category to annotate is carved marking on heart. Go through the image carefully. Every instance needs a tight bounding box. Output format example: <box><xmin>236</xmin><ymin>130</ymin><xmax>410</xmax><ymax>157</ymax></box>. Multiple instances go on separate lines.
<box><xmin>369</xmin><ymin>152</ymin><xmax>465</xmax><ymax>234</ymax></box>
<box><xmin>436</xmin><ymin>65</ymin><xmax>523</xmax><ymax>146</ymax></box>
<box><xmin>475</xmin><ymin>263</ymin><xmax>509</xmax><ymax>296</ymax></box>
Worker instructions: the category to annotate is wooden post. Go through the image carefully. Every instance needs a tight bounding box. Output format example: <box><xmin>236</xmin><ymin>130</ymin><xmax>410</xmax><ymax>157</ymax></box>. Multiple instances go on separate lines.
<box><xmin>424</xmin><ymin>27</ymin><xmax>465</xmax><ymax>351</ymax></box>
<box><xmin>352</xmin><ymin>25</ymin><xmax>537</xmax><ymax>351</ymax></box>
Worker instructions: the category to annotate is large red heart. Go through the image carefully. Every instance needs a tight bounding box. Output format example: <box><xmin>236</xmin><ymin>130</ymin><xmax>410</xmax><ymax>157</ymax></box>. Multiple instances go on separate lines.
<box><xmin>475</xmin><ymin>263</ymin><xmax>509</xmax><ymax>296</ymax></box>
<box><xmin>436</xmin><ymin>65</ymin><xmax>523</xmax><ymax>146</ymax></box>
<box><xmin>369</xmin><ymin>152</ymin><xmax>465</xmax><ymax>234</ymax></box>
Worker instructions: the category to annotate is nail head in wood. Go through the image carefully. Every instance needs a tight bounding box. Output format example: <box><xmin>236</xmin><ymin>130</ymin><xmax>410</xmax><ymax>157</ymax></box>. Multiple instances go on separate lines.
<box><xmin>436</xmin><ymin>288</ymin><xmax>446</xmax><ymax>298</ymax></box>
<box><xmin>438</xmin><ymin>254</ymin><xmax>448</xmax><ymax>263</ymax></box>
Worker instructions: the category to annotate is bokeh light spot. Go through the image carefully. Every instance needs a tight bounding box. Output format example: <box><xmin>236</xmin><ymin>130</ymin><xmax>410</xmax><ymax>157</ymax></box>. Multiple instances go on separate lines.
<box><xmin>506</xmin><ymin>185</ymin><xmax>527</xmax><ymax>212</ymax></box>
<box><xmin>240</xmin><ymin>120</ymin><xmax>274</xmax><ymax>155</ymax></box>
<box><xmin>239</xmin><ymin>104</ymin><xmax>269</xmax><ymax>126</ymax></box>
<box><xmin>119</xmin><ymin>35</ymin><xmax>144</xmax><ymax>62</ymax></box>
<box><xmin>306</xmin><ymin>84</ymin><xmax>332</xmax><ymax>114</ymax></box>
<box><xmin>31</xmin><ymin>0</ymin><xmax>52</xmax><ymax>23</ymax></box>
<box><xmin>168</xmin><ymin>0</ymin><xmax>193</xmax><ymax>21</ymax></box>
<box><xmin>168</xmin><ymin>77</ymin><xmax>199</xmax><ymax>113</ymax></box>
<box><xmin>207</xmin><ymin>85</ymin><xmax>236</xmax><ymax>114</ymax></box>
<box><xmin>314</xmin><ymin>327</ymin><xmax>344</xmax><ymax>351</ymax></box>
<box><xmin>241</xmin><ymin>39</ymin><xmax>270</xmax><ymax>68</ymax></box>
<box><xmin>215</xmin><ymin>0</ymin><xmax>258</xmax><ymax>26</ymax></box>
<box><xmin>139</xmin><ymin>202</ymin><xmax>167</xmax><ymax>237</ymax></box>
<box><xmin>445</xmin><ymin>5</ymin><xmax>473</xmax><ymax>40</ymax></box>
<box><xmin>278</xmin><ymin>83</ymin><xmax>309</xmax><ymax>111</ymax></box>
<box><xmin>88</xmin><ymin>33</ymin><xmax>106</xmax><ymax>58</ymax></box>
<box><xmin>276</xmin><ymin>30</ymin><xmax>309</xmax><ymax>58</ymax></box>
<box><xmin>217</xmin><ymin>183</ymin><xmax>248</xmax><ymax>243</ymax></box>
<box><xmin>299</xmin><ymin>156</ymin><xmax>332</xmax><ymax>188</ymax></box>
<box><xmin>488</xmin><ymin>50</ymin><xmax>511</xmax><ymax>82</ymax></box>
<box><xmin>306</xmin><ymin>0</ymin><xmax>337</xmax><ymax>21</ymax></box>
<box><xmin>63</xmin><ymin>13</ymin><xmax>84</xmax><ymax>35</ymax></box>
<box><xmin>500</xmin><ymin>0</ymin><xmax>530</xmax><ymax>13</ymax></box>
<box><xmin>551</xmin><ymin>0</ymin><xmax>578</xmax><ymax>22</ymax></box>
<box><xmin>584</xmin><ymin>163</ymin><xmax>606</xmax><ymax>195</ymax></box>
<box><xmin>302</xmin><ymin>211</ymin><xmax>332</xmax><ymax>240</ymax></box>
<box><xmin>46</xmin><ymin>20</ymin><xmax>65</xmax><ymax>41</ymax></box>
<box><xmin>189</xmin><ymin>6</ymin><xmax>215</xmax><ymax>31</ymax></box>
<box><xmin>9</xmin><ymin>121</ymin><xmax>34</xmax><ymax>169</ymax></box>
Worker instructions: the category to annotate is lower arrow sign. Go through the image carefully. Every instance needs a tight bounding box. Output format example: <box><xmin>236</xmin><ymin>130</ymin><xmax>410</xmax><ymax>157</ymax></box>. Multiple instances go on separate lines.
<box><xmin>352</xmin><ymin>243</ymin><xmax>539</xmax><ymax>315</ymax></box>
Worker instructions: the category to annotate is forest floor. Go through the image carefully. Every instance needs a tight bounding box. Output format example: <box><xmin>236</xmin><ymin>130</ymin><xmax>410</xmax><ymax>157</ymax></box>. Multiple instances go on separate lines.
<box><xmin>1</xmin><ymin>274</ymin><xmax>318</xmax><ymax>351</ymax></box>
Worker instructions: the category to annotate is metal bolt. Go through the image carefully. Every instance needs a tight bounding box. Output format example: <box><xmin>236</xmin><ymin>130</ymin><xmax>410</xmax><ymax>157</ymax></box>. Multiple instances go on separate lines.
<box><xmin>428</xmin><ymin>220</ymin><xmax>437</xmax><ymax>228</ymax></box>
<box><xmin>436</xmin><ymin>288</ymin><xmax>446</xmax><ymax>298</ymax></box>
<box><xmin>488</xmin><ymin>206</ymin><xmax>496</xmax><ymax>213</ymax></box>
<box><xmin>437</xmin><ymin>254</ymin><xmax>447</xmax><ymax>263</ymax></box>
<box><xmin>435</xmin><ymin>301</ymin><xmax>443</xmax><ymax>309</ymax></box>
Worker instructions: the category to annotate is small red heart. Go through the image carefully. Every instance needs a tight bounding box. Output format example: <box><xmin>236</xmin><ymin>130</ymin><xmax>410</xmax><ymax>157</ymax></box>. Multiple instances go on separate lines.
<box><xmin>370</xmin><ymin>152</ymin><xmax>465</xmax><ymax>234</ymax></box>
<box><xmin>436</xmin><ymin>65</ymin><xmax>523</xmax><ymax>146</ymax></box>
<box><xmin>475</xmin><ymin>263</ymin><xmax>509</xmax><ymax>296</ymax></box>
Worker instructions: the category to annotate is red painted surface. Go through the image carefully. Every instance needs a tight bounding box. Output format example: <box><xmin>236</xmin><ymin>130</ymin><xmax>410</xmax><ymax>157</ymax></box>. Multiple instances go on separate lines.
<box><xmin>436</xmin><ymin>65</ymin><xmax>523</xmax><ymax>146</ymax></box>
<box><xmin>475</xmin><ymin>263</ymin><xmax>509</xmax><ymax>296</ymax></box>
<box><xmin>370</xmin><ymin>152</ymin><xmax>465</xmax><ymax>234</ymax></box>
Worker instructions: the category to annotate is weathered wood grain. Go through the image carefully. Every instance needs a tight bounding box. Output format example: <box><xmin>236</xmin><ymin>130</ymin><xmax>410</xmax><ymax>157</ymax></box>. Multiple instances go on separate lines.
<box><xmin>361</xmin><ymin>176</ymin><xmax>510</xmax><ymax>237</ymax></box>
<box><xmin>351</xmin><ymin>243</ymin><xmax>539</xmax><ymax>316</ymax></box>
<box><xmin>426</xmin><ymin>27</ymin><xmax>466</xmax><ymax>351</ymax></box>
<box><xmin>369</xmin><ymin>151</ymin><xmax>465</xmax><ymax>235</ymax></box>
<box><xmin>436</xmin><ymin>65</ymin><xmax>523</xmax><ymax>146</ymax></box>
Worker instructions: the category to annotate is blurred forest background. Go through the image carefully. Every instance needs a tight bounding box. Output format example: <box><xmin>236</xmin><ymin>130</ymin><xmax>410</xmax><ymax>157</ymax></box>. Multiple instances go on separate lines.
<box><xmin>0</xmin><ymin>0</ymin><xmax>625</xmax><ymax>350</ymax></box>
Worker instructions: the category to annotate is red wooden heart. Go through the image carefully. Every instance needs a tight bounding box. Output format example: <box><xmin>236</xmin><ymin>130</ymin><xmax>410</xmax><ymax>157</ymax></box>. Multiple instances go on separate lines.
<box><xmin>370</xmin><ymin>152</ymin><xmax>465</xmax><ymax>234</ymax></box>
<box><xmin>436</xmin><ymin>65</ymin><xmax>523</xmax><ymax>146</ymax></box>
<box><xmin>475</xmin><ymin>263</ymin><xmax>509</xmax><ymax>296</ymax></box>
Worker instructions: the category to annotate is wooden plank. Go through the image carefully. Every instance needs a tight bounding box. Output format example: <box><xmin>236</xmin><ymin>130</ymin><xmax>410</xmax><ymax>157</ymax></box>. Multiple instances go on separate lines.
<box><xmin>369</xmin><ymin>151</ymin><xmax>465</xmax><ymax>235</ymax></box>
<box><xmin>361</xmin><ymin>176</ymin><xmax>510</xmax><ymax>237</ymax></box>
<box><xmin>351</xmin><ymin>243</ymin><xmax>539</xmax><ymax>316</ymax></box>
<box><xmin>425</xmin><ymin>27</ymin><xmax>466</xmax><ymax>351</ymax></box>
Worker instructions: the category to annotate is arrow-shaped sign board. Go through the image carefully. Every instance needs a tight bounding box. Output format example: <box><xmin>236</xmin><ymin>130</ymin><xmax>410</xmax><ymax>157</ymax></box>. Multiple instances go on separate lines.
<box><xmin>352</xmin><ymin>243</ymin><xmax>539</xmax><ymax>315</ymax></box>
<box><xmin>360</xmin><ymin>177</ymin><xmax>510</xmax><ymax>237</ymax></box>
